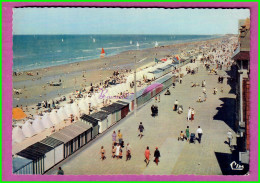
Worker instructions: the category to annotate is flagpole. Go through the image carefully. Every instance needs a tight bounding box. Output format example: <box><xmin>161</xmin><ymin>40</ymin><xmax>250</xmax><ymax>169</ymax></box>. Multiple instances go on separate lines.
<box><xmin>134</xmin><ymin>55</ymin><xmax>137</xmax><ymax>117</ymax></box>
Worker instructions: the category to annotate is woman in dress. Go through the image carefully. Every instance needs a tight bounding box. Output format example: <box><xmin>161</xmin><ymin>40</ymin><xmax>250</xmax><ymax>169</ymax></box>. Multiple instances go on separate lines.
<box><xmin>187</xmin><ymin>107</ymin><xmax>192</xmax><ymax>121</ymax></box>
<box><xmin>144</xmin><ymin>146</ymin><xmax>151</xmax><ymax>167</ymax></box>
<box><xmin>115</xmin><ymin>143</ymin><xmax>121</xmax><ymax>160</ymax></box>
<box><xmin>112</xmin><ymin>131</ymin><xmax>117</xmax><ymax>146</ymax></box>
<box><xmin>186</xmin><ymin>126</ymin><xmax>190</xmax><ymax>142</ymax></box>
<box><xmin>191</xmin><ymin>108</ymin><xmax>195</xmax><ymax>121</ymax></box>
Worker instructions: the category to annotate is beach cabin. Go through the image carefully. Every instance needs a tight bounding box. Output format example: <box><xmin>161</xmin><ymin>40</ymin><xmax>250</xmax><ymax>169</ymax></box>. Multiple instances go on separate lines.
<box><xmin>58</xmin><ymin>128</ymin><xmax>80</xmax><ymax>152</ymax></box>
<box><xmin>66</xmin><ymin>122</ymin><xmax>90</xmax><ymax>148</ymax></box>
<box><xmin>17</xmin><ymin>142</ymin><xmax>54</xmax><ymax>174</ymax></box>
<box><xmin>100</xmin><ymin>104</ymin><xmax>122</xmax><ymax>125</ymax></box>
<box><xmin>40</xmin><ymin>137</ymin><xmax>64</xmax><ymax>165</ymax></box>
<box><xmin>80</xmin><ymin>114</ymin><xmax>99</xmax><ymax>137</ymax></box>
<box><xmin>109</xmin><ymin>103</ymin><xmax>125</xmax><ymax>122</ymax></box>
<box><xmin>157</xmin><ymin>65</ymin><xmax>172</xmax><ymax>75</ymax></box>
<box><xmin>156</xmin><ymin>75</ymin><xmax>173</xmax><ymax>90</ymax></box>
<box><xmin>90</xmin><ymin>111</ymin><xmax>109</xmax><ymax>133</ymax></box>
<box><xmin>12</xmin><ymin>156</ymin><xmax>33</xmax><ymax>175</ymax></box>
<box><xmin>167</xmin><ymin>63</ymin><xmax>177</xmax><ymax>71</ymax></box>
<box><xmin>74</xmin><ymin>121</ymin><xmax>93</xmax><ymax>144</ymax></box>
<box><xmin>147</xmin><ymin>69</ymin><xmax>164</xmax><ymax>80</ymax></box>
<box><xmin>121</xmin><ymin>98</ymin><xmax>134</xmax><ymax>112</ymax></box>
<box><xmin>115</xmin><ymin>100</ymin><xmax>130</xmax><ymax>119</ymax></box>
<box><xmin>50</xmin><ymin>131</ymin><xmax>73</xmax><ymax>159</ymax></box>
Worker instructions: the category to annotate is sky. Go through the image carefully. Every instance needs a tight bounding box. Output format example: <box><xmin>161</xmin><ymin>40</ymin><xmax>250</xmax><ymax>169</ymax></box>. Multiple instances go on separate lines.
<box><xmin>13</xmin><ymin>8</ymin><xmax>250</xmax><ymax>35</ymax></box>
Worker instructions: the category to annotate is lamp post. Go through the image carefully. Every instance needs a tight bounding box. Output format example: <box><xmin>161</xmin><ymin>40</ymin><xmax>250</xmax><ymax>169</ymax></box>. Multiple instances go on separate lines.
<box><xmin>179</xmin><ymin>58</ymin><xmax>180</xmax><ymax>83</ymax></box>
<box><xmin>134</xmin><ymin>55</ymin><xmax>137</xmax><ymax>117</ymax></box>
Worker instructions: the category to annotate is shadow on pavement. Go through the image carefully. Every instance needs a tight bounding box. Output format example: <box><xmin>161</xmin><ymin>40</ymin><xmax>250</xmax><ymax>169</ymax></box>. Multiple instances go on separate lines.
<box><xmin>213</xmin><ymin>97</ymin><xmax>236</xmax><ymax>132</ymax></box>
<box><xmin>215</xmin><ymin>151</ymin><xmax>249</xmax><ymax>175</ymax></box>
<box><xmin>225</xmin><ymin>70</ymin><xmax>237</xmax><ymax>94</ymax></box>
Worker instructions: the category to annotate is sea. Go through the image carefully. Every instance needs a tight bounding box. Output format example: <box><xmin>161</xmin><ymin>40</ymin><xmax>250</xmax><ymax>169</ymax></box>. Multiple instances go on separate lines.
<box><xmin>13</xmin><ymin>34</ymin><xmax>220</xmax><ymax>72</ymax></box>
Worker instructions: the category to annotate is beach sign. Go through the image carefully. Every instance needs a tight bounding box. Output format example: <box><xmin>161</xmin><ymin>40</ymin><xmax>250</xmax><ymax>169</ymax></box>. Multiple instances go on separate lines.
<box><xmin>100</xmin><ymin>48</ymin><xmax>105</xmax><ymax>58</ymax></box>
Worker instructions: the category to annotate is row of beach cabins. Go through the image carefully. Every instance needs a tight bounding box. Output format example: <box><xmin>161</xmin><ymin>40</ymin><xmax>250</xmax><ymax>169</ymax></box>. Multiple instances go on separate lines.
<box><xmin>12</xmin><ymin>53</ymin><xmax>202</xmax><ymax>175</ymax></box>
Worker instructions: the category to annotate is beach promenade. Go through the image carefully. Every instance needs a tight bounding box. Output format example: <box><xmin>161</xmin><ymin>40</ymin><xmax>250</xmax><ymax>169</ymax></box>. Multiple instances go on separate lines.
<box><xmin>46</xmin><ymin>63</ymin><xmax>236</xmax><ymax>175</ymax></box>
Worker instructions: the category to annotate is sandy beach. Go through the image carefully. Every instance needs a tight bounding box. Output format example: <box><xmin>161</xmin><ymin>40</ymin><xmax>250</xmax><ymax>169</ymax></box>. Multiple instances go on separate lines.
<box><xmin>13</xmin><ymin>38</ymin><xmax>223</xmax><ymax>109</ymax></box>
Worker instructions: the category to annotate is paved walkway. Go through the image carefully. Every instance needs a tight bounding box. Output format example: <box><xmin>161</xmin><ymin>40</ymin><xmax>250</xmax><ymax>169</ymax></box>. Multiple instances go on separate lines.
<box><xmin>47</xmin><ymin>63</ymin><xmax>236</xmax><ymax>175</ymax></box>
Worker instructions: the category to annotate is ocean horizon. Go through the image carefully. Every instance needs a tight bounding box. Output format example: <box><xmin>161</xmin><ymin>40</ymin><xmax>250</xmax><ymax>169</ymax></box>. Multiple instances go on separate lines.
<box><xmin>13</xmin><ymin>34</ymin><xmax>221</xmax><ymax>72</ymax></box>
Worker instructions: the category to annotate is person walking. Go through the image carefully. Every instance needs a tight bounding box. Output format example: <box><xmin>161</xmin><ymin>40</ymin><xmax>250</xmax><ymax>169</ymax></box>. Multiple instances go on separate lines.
<box><xmin>174</xmin><ymin>100</ymin><xmax>179</xmax><ymax>111</ymax></box>
<box><xmin>115</xmin><ymin>143</ymin><xmax>121</xmax><ymax>160</ymax></box>
<box><xmin>118</xmin><ymin>130</ymin><xmax>123</xmax><ymax>147</ymax></box>
<box><xmin>187</xmin><ymin>107</ymin><xmax>192</xmax><ymax>121</ymax></box>
<box><xmin>144</xmin><ymin>146</ymin><xmax>151</xmax><ymax>167</ymax></box>
<box><xmin>100</xmin><ymin>146</ymin><xmax>106</xmax><ymax>160</ymax></box>
<box><xmin>213</xmin><ymin>88</ymin><xmax>218</xmax><ymax>95</ymax></box>
<box><xmin>57</xmin><ymin>167</ymin><xmax>64</xmax><ymax>175</ymax></box>
<box><xmin>180</xmin><ymin>77</ymin><xmax>183</xmax><ymax>84</ymax></box>
<box><xmin>191</xmin><ymin>108</ymin><xmax>195</xmax><ymax>121</ymax></box>
<box><xmin>151</xmin><ymin>105</ymin><xmax>155</xmax><ymax>117</ymax></box>
<box><xmin>196</xmin><ymin>126</ymin><xmax>203</xmax><ymax>144</ymax></box>
<box><xmin>155</xmin><ymin>96</ymin><xmax>157</xmax><ymax>103</ymax></box>
<box><xmin>126</xmin><ymin>143</ymin><xmax>131</xmax><ymax>161</ymax></box>
<box><xmin>154</xmin><ymin>147</ymin><xmax>161</xmax><ymax>165</ymax></box>
<box><xmin>227</xmin><ymin>130</ymin><xmax>233</xmax><ymax>147</ymax></box>
<box><xmin>158</xmin><ymin>95</ymin><xmax>160</xmax><ymax>102</ymax></box>
<box><xmin>112</xmin><ymin>131</ymin><xmax>117</xmax><ymax>146</ymax></box>
<box><xmin>138</xmin><ymin>122</ymin><xmax>145</xmax><ymax>139</ymax></box>
<box><xmin>186</xmin><ymin>126</ymin><xmax>190</xmax><ymax>142</ymax></box>
<box><xmin>204</xmin><ymin>92</ymin><xmax>207</xmax><ymax>102</ymax></box>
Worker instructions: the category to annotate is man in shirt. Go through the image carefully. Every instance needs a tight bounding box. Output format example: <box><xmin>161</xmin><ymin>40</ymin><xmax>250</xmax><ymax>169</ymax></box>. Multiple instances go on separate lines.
<box><xmin>126</xmin><ymin>143</ymin><xmax>131</xmax><ymax>161</ymax></box>
<box><xmin>174</xmin><ymin>100</ymin><xmax>179</xmax><ymax>111</ymax></box>
<box><xmin>227</xmin><ymin>130</ymin><xmax>233</xmax><ymax>147</ymax></box>
<box><xmin>196</xmin><ymin>126</ymin><xmax>203</xmax><ymax>144</ymax></box>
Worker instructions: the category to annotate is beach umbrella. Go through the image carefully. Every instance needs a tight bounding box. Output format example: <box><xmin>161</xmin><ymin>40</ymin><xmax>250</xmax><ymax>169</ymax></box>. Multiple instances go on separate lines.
<box><xmin>12</xmin><ymin>126</ymin><xmax>25</xmax><ymax>143</ymax></box>
<box><xmin>57</xmin><ymin>107</ymin><xmax>68</xmax><ymax>121</ymax></box>
<box><xmin>42</xmin><ymin>113</ymin><xmax>54</xmax><ymax>129</ymax></box>
<box><xmin>12</xmin><ymin>108</ymin><xmax>27</xmax><ymax>120</ymax></box>
<box><xmin>22</xmin><ymin>120</ymin><xmax>36</xmax><ymax>138</ymax></box>
<box><xmin>32</xmin><ymin>116</ymin><xmax>45</xmax><ymax>133</ymax></box>
<box><xmin>49</xmin><ymin>110</ymin><xmax>61</xmax><ymax>125</ymax></box>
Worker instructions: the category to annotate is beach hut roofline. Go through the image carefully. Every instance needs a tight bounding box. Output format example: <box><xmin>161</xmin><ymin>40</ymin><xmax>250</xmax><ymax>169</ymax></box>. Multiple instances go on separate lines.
<box><xmin>90</xmin><ymin>111</ymin><xmax>109</xmax><ymax>121</ymax></box>
<box><xmin>80</xmin><ymin>114</ymin><xmax>99</xmax><ymax>126</ymax></box>
<box><xmin>40</xmin><ymin>137</ymin><xmax>63</xmax><ymax>148</ymax></box>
